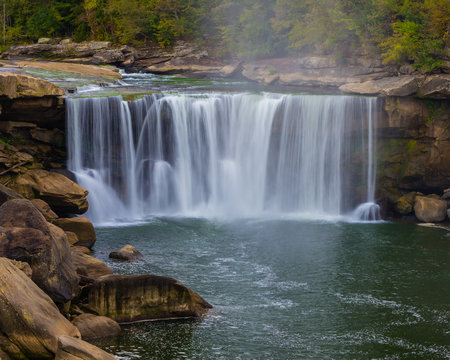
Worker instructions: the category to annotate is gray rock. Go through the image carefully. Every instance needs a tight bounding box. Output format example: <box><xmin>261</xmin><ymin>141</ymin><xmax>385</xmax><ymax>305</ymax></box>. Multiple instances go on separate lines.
<box><xmin>418</xmin><ymin>75</ymin><xmax>450</xmax><ymax>99</ymax></box>
<box><xmin>339</xmin><ymin>75</ymin><xmax>419</xmax><ymax>96</ymax></box>
<box><xmin>92</xmin><ymin>50</ymin><xmax>125</xmax><ymax>65</ymax></box>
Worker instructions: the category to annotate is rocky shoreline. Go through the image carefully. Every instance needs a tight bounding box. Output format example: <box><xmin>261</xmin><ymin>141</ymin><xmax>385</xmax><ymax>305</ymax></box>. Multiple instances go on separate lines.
<box><xmin>0</xmin><ymin>72</ymin><xmax>212</xmax><ymax>359</ymax></box>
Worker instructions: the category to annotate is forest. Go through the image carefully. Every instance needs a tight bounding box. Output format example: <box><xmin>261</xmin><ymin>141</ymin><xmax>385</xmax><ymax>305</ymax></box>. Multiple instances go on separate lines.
<box><xmin>2</xmin><ymin>0</ymin><xmax>449</xmax><ymax>70</ymax></box>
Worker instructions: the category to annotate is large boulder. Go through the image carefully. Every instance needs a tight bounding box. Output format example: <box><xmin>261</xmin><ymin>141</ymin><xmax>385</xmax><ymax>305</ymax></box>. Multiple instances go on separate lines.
<box><xmin>414</xmin><ymin>196</ymin><xmax>447</xmax><ymax>222</ymax></box>
<box><xmin>55</xmin><ymin>335</ymin><xmax>118</xmax><ymax>360</ymax></box>
<box><xmin>0</xmin><ymin>72</ymin><xmax>65</xmax><ymax>99</ymax></box>
<box><xmin>81</xmin><ymin>274</ymin><xmax>212</xmax><ymax>323</ymax></box>
<box><xmin>109</xmin><ymin>244</ymin><xmax>142</xmax><ymax>261</ymax></box>
<box><xmin>0</xmin><ymin>199</ymin><xmax>79</xmax><ymax>303</ymax></box>
<box><xmin>394</xmin><ymin>192</ymin><xmax>417</xmax><ymax>215</ymax></box>
<box><xmin>70</xmin><ymin>248</ymin><xmax>113</xmax><ymax>283</ymax></box>
<box><xmin>13</xmin><ymin>169</ymin><xmax>89</xmax><ymax>215</ymax></box>
<box><xmin>92</xmin><ymin>50</ymin><xmax>125</xmax><ymax>65</ymax></box>
<box><xmin>0</xmin><ymin>257</ymin><xmax>81</xmax><ymax>359</ymax></box>
<box><xmin>71</xmin><ymin>314</ymin><xmax>121</xmax><ymax>339</ymax></box>
<box><xmin>53</xmin><ymin>217</ymin><xmax>96</xmax><ymax>248</ymax></box>
<box><xmin>417</xmin><ymin>75</ymin><xmax>450</xmax><ymax>99</ymax></box>
<box><xmin>31</xmin><ymin>198</ymin><xmax>59</xmax><ymax>221</ymax></box>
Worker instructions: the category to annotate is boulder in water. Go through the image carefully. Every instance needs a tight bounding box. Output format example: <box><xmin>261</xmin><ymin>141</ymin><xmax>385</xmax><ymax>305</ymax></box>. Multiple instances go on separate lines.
<box><xmin>71</xmin><ymin>313</ymin><xmax>121</xmax><ymax>339</ymax></box>
<box><xmin>70</xmin><ymin>248</ymin><xmax>112</xmax><ymax>283</ymax></box>
<box><xmin>414</xmin><ymin>196</ymin><xmax>447</xmax><ymax>222</ymax></box>
<box><xmin>81</xmin><ymin>274</ymin><xmax>212</xmax><ymax>323</ymax></box>
<box><xmin>55</xmin><ymin>335</ymin><xmax>118</xmax><ymax>360</ymax></box>
<box><xmin>0</xmin><ymin>199</ymin><xmax>79</xmax><ymax>303</ymax></box>
<box><xmin>0</xmin><ymin>257</ymin><xmax>81</xmax><ymax>359</ymax></box>
<box><xmin>53</xmin><ymin>217</ymin><xmax>96</xmax><ymax>248</ymax></box>
<box><xmin>109</xmin><ymin>244</ymin><xmax>142</xmax><ymax>261</ymax></box>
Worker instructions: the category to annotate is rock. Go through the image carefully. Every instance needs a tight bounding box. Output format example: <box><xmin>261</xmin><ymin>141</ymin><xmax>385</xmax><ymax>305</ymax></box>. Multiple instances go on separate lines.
<box><xmin>109</xmin><ymin>245</ymin><xmax>142</xmax><ymax>261</ymax></box>
<box><xmin>0</xmin><ymin>72</ymin><xmax>65</xmax><ymax>99</ymax></box>
<box><xmin>38</xmin><ymin>38</ymin><xmax>53</xmax><ymax>44</ymax></box>
<box><xmin>92</xmin><ymin>50</ymin><xmax>125</xmax><ymax>65</ymax></box>
<box><xmin>71</xmin><ymin>245</ymin><xmax>90</xmax><ymax>254</ymax></box>
<box><xmin>418</xmin><ymin>75</ymin><xmax>450</xmax><ymax>99</ymax></box>
<box><xmin>53</xmin><ymin>217</ymin><xmax>96</xmax><ymax>248</ymax></box>
<box><xmin>13</xmin><ymin>169</ymin><xmax>89</xmax><ymax>215</ymax></box>
<box><xmin>70</xmin><ymin>248</ymin><xmax>112</xmax><ymax>283</ymax></box>
<box><xmin>81</xmin><ymin>274</ymin><xmax>212</xmax><ymax>323</ymax></box>
<box><xmin>339</xmin><ymin>75</ymin><xmax>419</xmax><ymax>96</ymax></box>
<box><xmin>66</xmin><ymin>231</ymin><xmax>79</xmax><ymax>245</ymax></box>
<box><xmin>71</xmin><ymin>314</ymin><xmax>121</xmax><ymax>339</ymax></box>
<box><xmin>0</xmin><ymin>257</ymin><xmax>80</xmax><ymax>359</ymax></box>
<box><xmin>30</xmin><ymin>127</ymin><xmax>65</xmax><ymax>147</ymax></box>
<box><xmin>55</xmin><ymin>335</ymin><xmax>118</xmax><ymax>360</ymax></box>
<box><xmin>9</xmin><ymin>259</ymin><xmax>32</xmax><ymax>278</ymax></box>
<box><xmin>394</xmin><ymin>192</ymin><xmax>416</xmax><ymax>215</ymax></box>
<box><xmin>447</xmin><ymin>209</ymin><xmax>450</xmax><ymax>220</ymax></box>
<box><xmin>31</xmin><ymin>198</ymin><xmax>58</xmax><ymax>221</ymax></box>
<box><xmin>0</xmin><ymin>184</ymin><xmax>23</xmax><ymax>206</ymax></box>
<box><xmin>442</xmin><ymin>188</ymin><xmax>450</xmax><ymax>200</ymax></box>
<box><xmin>12</xmin><ymin>60</ymin><xmax>122</xmax><ymax>80</ymax></box>
<box><xmin>60</xmin><ymin>38</ymin><xmax>73</xmax><ymax>45</ymax></box>
<box><xmin>414</xmin><ymin>196</ymin><xmax>447</xmax><ymax>222</ymax></box>
<box><xmin>0</xmin><ymin>199</ymin><xmax>79</xmax><ymax>303</ymax></box>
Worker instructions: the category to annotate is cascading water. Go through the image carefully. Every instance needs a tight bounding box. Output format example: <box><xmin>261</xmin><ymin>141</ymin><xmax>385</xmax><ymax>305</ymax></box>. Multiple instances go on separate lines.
<box><xmin>67</xmin><ymin>93</ymin><xmax>380</xmax><ymax>224</ymax></box>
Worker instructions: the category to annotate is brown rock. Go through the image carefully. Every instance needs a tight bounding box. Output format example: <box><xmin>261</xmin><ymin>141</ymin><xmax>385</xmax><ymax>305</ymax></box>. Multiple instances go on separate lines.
<box><xmin>31</xmin><ymin>198</ymin><xmax>59</xmax><ymax>221</ymax></box>
<box><xmin>55</xmin><ymin>335</ymin><xmax>118</xmax><ymax>360</ymax></box>
<box><xmin>0</xmin><ymin>184</ymin><xmax>23</xmax><ymax>206</ymax></box>
<box><xmin>92</xmin><ymin>50</ymin><xmax>125</xmax><ymax>65</ymax></box>
<box><xmin>0</xmin><ymin>258</ymin><xmax>81</xmax><ymax>359</ymax></box>
<box><xmin>109</xmin><ymin>244</ymin><xmax>142</xmax><ymax>261</ymax></box>
<box><xmin>414</xmin><ymin>196</ymin><xmax>447</xmax><ymax>222</ymax></box>
<box><xmin>418</xmin><ymin>75</ymin><xmax>450</xmax><ymax>99</ymax></box>
<box><xmin>394</xmin><ymin>192</ymin><xmax>417</xmax><ymax>215</ymax></box>
<box><xmin>53</xmin><ymin>217</ymin><xmax>96</xmax><ymax>248</ymax></box>
<box><xmin>72</xmin><ymin>314</ymin><xmax>121</xmax><ymax>339</ymax></box>
<box><xmin>13</xmin><ymin>169</ymin><xmax>89</xmax><ymax>215</ymax></box>
<box><xmin>0</xmin><ymin>199</ymin><xmax>79</xmax><ymax>303</ymax></box>
<box><xmin>30</xmin><ymin>127</ymin><xmax>65</xmax><ymax>147</ymax></box>
<box><xmin>70</xmin><ymin>248</ymin><xmax>112</xmax><ymax>283</ymax></box>
<box><xmin>66</xmin><ymin>231</ymin><xmax>79</xmax><ymax>245</ymax></box>
<box><xmin>81</xmin><ymin>273</ymin><xmax>212</xmax><ymax>323</ymax></box>
<box><xmin>9</xmin><ymin>259</ymin><xmax>32</xmax><ymax>278</ymax></box>
<box><xmin>0</xmin><ymin>72</ymin><xmax>65</xmax><ymax>99</ymax></box>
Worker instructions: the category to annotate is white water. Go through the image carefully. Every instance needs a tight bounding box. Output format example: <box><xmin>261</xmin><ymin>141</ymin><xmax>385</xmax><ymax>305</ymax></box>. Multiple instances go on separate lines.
<box><xmin>67</xmin><ymin>93</ymin><xmax>380</xmax><ymax>224</ymax></box>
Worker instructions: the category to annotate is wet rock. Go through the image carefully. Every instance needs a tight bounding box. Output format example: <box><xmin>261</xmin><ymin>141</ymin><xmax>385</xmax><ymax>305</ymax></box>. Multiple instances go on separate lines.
<box><xmin>13</xmin><ymin>169</ymin><xmax>89</xmax><ymax>215</ymax></box>
<box><xmin>0</xmin><ymin>257</ymin><xmax>81</xmax><ymax>359</ymax></box>
<box><xmin>414</xmin><ymin>196</ymin><xmax>447</xmax><ymax>222</ymax></box>
<box><xmin>53</xmin><ymin>217</ymin><xmax>96</xmax><ymax>248</ymax></box>
<box><xmin>71</xmin><ymin>314</ymin><xmax>121</xmax><ymax>339</ymax></box>
<box><xmin>70</xmin><ymin>248</ymin><xmax>112</xmax><ymax>283</ymax></box>
<box><xmin>31</xmin><ymin>198</ymin><xmax>59</xmax><ymax>221</ymax></box>
<box><xmin>109</xmin><ymin>244</ymin><xmax>142</xmax><ymax>261</ymax></box>
<box><xmin>0</xmin><ymin>199</ymin><xmax>79</xmax><ymax>303</ymax></box>
<box><xmin>55</xmin><ymin>335</ymin><xmax>118</xmax><ymax>360</ymax></box>
<box><xmin>81</xmin><ymin>274</ymin><xmax>212</xmax><ymax>323</ymax></box>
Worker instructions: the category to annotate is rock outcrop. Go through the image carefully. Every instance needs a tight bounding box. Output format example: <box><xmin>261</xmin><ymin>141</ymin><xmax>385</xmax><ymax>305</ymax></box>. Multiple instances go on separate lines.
<box><xmin>12</xmin><ymin>169</ymin><xmax>89</xmax><ymax>215</ymax></box>
<box><xmin>81</xmin><ymin>274</ymin><xmax>212</xmax><ymax>323</ymax></box>
<box><xmin>0</xmin><ymin>72</ymin><xmax>65</xmax><ymax>99</ymax></box>
<box><xmin>53</xmin><ymin>217</ymin><xmax>96</xmax><ymax>248</ymax></box>
<box><xmin>414</xmin><ymin>196</ymin><xmax>448</xmax><ymax>222</ymax></box>
<box><xmin>0</xmin><ymin>199</ymin><xmax>79</xmax><ymax>303</ymax></box>
<box><xmin>71</xmin><ymin>314</ymin><xmax>121</xmax><ymax>339</ymax></box>
<box><xmin>109</xmin><ymin>244</ymin><xmax>142</xmax><ymax>261</ymax></box>
<box><xmin>0</xmin><ymin>257</ymin><xmax>80</xmax><ymax>359</ymax></box>
<box><xmin>55</xmin><ymin>335</ymin><xmax>118</xmax><ymax>360</ymax></box>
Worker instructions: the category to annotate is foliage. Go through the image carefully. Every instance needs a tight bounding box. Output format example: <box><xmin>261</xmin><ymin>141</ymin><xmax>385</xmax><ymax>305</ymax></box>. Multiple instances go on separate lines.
<box><xmin>0</xmin><ymin>0</ymin><xmax>447</xmax><ymax>69</ymax></box>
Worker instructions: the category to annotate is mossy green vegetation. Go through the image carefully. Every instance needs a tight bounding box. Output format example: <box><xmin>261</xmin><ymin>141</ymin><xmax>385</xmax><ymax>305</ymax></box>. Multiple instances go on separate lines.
<box><xmin>1</xmin><ymin>0</ymin><xmax>448</xmax><ymax>69</ymax></box>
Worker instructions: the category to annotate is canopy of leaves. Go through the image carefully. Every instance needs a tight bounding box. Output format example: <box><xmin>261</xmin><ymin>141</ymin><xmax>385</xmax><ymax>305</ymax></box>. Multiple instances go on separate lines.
<box><xmin>1</xmin><ymin>0</ymin><xmax>448</xmax><ymax>69</ymax></box>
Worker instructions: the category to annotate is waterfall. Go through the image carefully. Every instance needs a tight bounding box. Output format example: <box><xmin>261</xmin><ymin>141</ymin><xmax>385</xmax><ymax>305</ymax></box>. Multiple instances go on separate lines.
<box><xmin>67</xmin><ymin>93</ymin><xmax>380</xmax><ymax>224</ymax></box>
